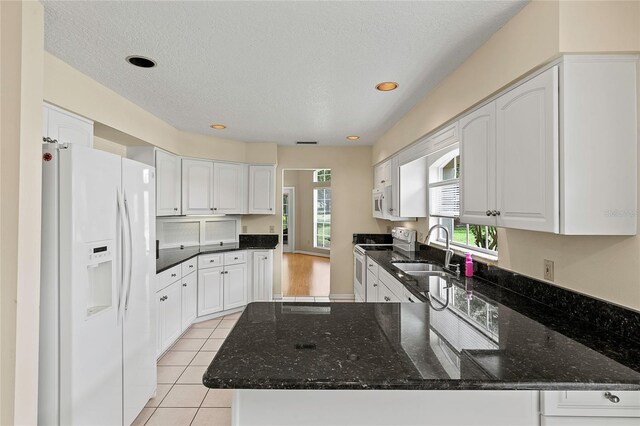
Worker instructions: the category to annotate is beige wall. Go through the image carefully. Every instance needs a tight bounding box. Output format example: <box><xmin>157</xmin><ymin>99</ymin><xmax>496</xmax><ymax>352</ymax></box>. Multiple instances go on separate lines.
<box><xmin>1</xmin><ymin>1</ymin><xmax>44</xmax><ymax>424</ymax></box>
<box><xmin>283</xmin><ymin>169</ymin><xmax>330</xmax><ymax>255</ymax></box>
<box><xmin>373</xmin><ymin>0</ymin><xmax>640</xmax><ymax>312</ymax></box>
<box><xmin>243</xmin><ymin>146</ymin><xmax>386</xmax><ymax>296</ymax></box>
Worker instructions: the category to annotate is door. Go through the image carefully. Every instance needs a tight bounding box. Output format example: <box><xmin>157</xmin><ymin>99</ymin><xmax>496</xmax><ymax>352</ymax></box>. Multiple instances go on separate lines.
<box><xmin>121</xmin><ymin>158</ymin><xmax>156</xmax><ymax>425</ymax></box>
<box><xmin>252</xmin><ymin>251</ymin><xmax>273</xmax><ymax>302</ymax></box>
<box><xmin>56</xmin><ymin>145</ymin><xmax>123</xmax><ymax>425</ymax></box>
<box><xmin>213</xmin><ymin>162</ymin><xmax>245</xmax><ymax>214</ymax></box>
<box><xmin>182</xmin><ymin>159</ymin><xmax>214</xmax><ymax>215</ymax></box>
<box><xmin>181</xmin><ymin>272</ymin><xmax>197</xmax><ymax>331</ymax></box>
<box><xmin>198</xmin><ymin>266</ymin><xmax>224</xmax><ymax>316</ymax></box>
<box><xmin>496</xmin><ymin>66</ymin><xmax>559</xmax><ymax>233</ymax></box>
<box><xmin>459</xmin><ymin>102</ymin><xmax>497</xmax><ymax>226</ymax></box>
<box><xmin>366</xmin><ymin>269</ymin><xmax>378</xmax><ymax>302</ymax></box>
<box><xmin>155</xmin><ymin>150</ymin><xmax>181</xmax><ymax>216</ymax></box>
<box><xmin>249</xmin><ymin>165</ymin><xmax>275</xmax><ymax>214</ymax></box>
<box><xmin>162</xmin><ymin>281</ymin><xmax>182</xmax><ymax>353</ymax></box>
<box><xmin>224</xmin><ymin>263</ymin><xmax>248</xmax><ymax>310</ymax></box>
<box><xmin>43</xmin><ymin>104</ymin><xmax>93</xmax><ymax>147</ymax></box>
<box><xmin>282</xmin><ymin>188</ymin><xmax>294</xmax><ymax>253</ymax></box>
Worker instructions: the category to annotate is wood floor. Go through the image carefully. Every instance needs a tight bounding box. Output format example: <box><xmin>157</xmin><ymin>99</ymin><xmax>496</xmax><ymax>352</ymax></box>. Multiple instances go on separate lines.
<box><xmin>282</xmin><ymin>253</ymin><xmax>330</xmax><ymax>297</ymax></box>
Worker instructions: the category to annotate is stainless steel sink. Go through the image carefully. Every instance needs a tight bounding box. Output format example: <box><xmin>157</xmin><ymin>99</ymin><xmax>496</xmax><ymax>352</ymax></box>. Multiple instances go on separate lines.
<box><xmin>392</xmin><ymin>262</ymin><xmax>443</xmax><ymax>273</ymax></box>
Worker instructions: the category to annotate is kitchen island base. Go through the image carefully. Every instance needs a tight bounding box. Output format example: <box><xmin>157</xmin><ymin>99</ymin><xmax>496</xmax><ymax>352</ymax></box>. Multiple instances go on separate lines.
<box><xmin>231</xmin><ymin>389</ymin><xmax>539</xmax><ymax>426</ymax></box>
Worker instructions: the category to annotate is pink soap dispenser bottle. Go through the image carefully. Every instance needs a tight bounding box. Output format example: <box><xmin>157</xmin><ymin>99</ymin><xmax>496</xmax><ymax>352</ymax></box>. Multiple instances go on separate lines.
<box><xmin>465</xmin><ymin>252</ymin><xmax>474</xmax><ymax>277</ymax></box>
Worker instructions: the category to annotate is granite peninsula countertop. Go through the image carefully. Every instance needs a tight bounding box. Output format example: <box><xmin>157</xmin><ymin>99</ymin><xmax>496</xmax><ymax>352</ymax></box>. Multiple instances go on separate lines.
<box><xmin>203</xmin><ymin>248</ymin><xmax>640</xmax><ymax>391</ymax></box>
<box><xmin>157</xmin><ymin>234</ymin><xmax>278</xmax><ymax>273</ymax></box>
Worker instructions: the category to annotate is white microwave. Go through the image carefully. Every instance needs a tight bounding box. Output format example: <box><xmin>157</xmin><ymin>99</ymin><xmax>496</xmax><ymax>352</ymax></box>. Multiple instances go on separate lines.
<box><xmin>372</xmin><ymin>188</ymin><xmax>386</xmax><ymax>219</ymax></box>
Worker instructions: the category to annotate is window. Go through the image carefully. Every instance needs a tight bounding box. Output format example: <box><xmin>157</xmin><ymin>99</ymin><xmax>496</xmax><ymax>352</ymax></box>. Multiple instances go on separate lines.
<box><xmin>282</xmin><ymin>192</ymin><xmax>289</xmax><ymax>245</ymax></box>
<box><xmin>313</xmin><ymin>169</ymin><xmax>331</xmax><ymax>182</ymax></box>
<box><xmin>314</xmin><ymin>188</ymin><xmax>331</xmax><ymax>249</ymax></box>
<box><xmin>429</xmin><ymin>148</ymin><xmax>498</xmax><ymax>256</ymax></box>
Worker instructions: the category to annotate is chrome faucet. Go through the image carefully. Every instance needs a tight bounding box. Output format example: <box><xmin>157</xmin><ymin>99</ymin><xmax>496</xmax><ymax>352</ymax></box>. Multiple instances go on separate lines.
<box><xmin>425</xmin><ymin>224</ymin><xmax>454</xmax><ymax>270</ymax></box>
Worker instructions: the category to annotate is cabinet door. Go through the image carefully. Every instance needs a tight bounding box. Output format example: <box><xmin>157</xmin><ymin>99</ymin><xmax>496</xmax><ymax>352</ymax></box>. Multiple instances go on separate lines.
<box><xmin>213</xmin><ymin>162</ymin><xmax>245</xmax><ymax>214</ymax></box>
<box><xmin>378</xmin><ymin>283</ymin><xmax>400</xmax><ymax>302</ymax></box>
<box><xmin>224</xmin><ymin>263</ymin><xmax>247</xmax><ymax>310</ymax></box>
<box><xmin>252</xmin><ymin>251</ymin><xmax>273</xmax><ymax>302</ymax></box>
<box><xmin>366</xmin><ymin>269</ymin><xmax>378</xmax><ymax>302</ymax></box>
<box><xmin>459</xmin><ymin>102</ymin><xmax>497</xmax><ymax>226</ymax></box>
<box><xmin>375</xmin><ymin>160</ymin><xmax>392</xmax><ymax>188</ymax></box>
<box><xmin>155</xmin><ymin>150</ymin><xmax>182</xmax><ymax>216</ymax></box>
<box><xmin>198</xmin><ymin>267</ymin><xmax>224</xmax><ymax>316</ymax></box>
<box><xmin>155</xmin><ymin>292</ymin><xmax>164</xmax><ymax>358</ymax></box>
<box><xmin>496</xmin><ymin>67</ymin><xmax>559</xmax><ymax>233</ymax></box>
<box><xmin>389</xmin><ymin>156</ymin><xmax>401</xmax><ymax>216</ymax></box>
<box><xmin>249</xmin><ymin>165</ymin><xmax>275</xmax><ymax>214</ymax></box>
<box><xmin>161</xmin><ymin>281</ymin><xmax>182</xmax><ymax>353</ymax></box>
<box><xmin>44</xmin><ymin>105</ymin><xmax>94</xmax><ymax>147</ymax></box>
<box><xmin>182</xmin><ymin>159</ymin><xmax>214</xmax><ymax>215</ymax></box>
<box><xmin>180</xmin><ymin>272</ymin><xmax>197</xmax><ymax>332</ymax></box>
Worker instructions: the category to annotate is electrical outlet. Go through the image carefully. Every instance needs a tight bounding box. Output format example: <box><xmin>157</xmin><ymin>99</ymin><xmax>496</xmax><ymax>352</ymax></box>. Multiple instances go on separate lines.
<box><xmin>269</xmin><ymin>225</ymin><xmax>274</xmax><ymax>233</ymax></box>
<box><xmin>544</xmin><ymin>259</ymin><xmax>554</xmax><ymax>281</ymax></box>
<box><xmin>242</xmin><ymin>225</ymin><xmax>247</xmax><ymax>234</ymax></box>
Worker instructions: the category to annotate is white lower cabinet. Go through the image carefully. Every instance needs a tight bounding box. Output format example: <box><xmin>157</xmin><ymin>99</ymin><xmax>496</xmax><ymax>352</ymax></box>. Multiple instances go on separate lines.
<box><xmin>156</xmin><ymin>281</ymin><xmax>182</xmax><ymax>357</ymax></box>
<box><xmin>366</xmin><ymin>269</ymin><xmax>378</xmax><ymax>302</ymax></box>
<box><xmin>198</xmin><ymin>266</ymin><xmax>225</xmax><ymax>316</ymax></box>
<box><xmin>541</xmin><ymin>391</ymin><xmax>640</xmax><ymax>424</ymax></box>
<box><xmin>250</xmin><ymin>250</ymin><xmax>274</xmax><ymax>302</ymax></box>
<box><xmin>180</xmin><ymin>271</ymin><xmax>197</xmax><ymax>331</ymax></box>
<box><xmin>223</xmin><ymin>263</ymin><xmax>248</xmax><ymax>310</ymax></box>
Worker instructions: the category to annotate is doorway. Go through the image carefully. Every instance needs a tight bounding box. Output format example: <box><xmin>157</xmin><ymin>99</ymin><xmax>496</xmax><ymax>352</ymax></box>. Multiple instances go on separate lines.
<box><xmin>281</xmin><ymin>169</ymin><xmax>331</xmax><ymax>299</ymax></box>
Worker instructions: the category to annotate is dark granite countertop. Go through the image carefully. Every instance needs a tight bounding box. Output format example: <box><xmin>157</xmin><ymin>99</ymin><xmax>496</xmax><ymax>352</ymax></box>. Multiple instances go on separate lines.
<box><xmin>157</xmin><ymin>234</ymin><xmax>278</xmax><ymax>273</ymax></box>
<box><xmin>204</xmin><ymin>247</ymin><xmax>640</xmax><ymax>391</ymax></box>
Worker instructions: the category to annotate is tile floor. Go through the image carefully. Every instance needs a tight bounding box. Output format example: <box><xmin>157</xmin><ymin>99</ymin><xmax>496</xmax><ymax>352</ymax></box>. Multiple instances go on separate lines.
<box><xmin>133</xmin><ymin>312</ymin><xmax>241</xmax><ymax>426</ymax></box>
<box><xmin>133</xmin><ymin>298</ymin><xmax>354</xmax><ymax>425</ymax></box>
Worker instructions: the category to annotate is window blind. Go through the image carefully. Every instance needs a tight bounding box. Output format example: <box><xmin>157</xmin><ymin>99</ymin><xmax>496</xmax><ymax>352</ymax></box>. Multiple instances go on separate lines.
<box><xmin>429</xmin><ymin>179</ymin><xmax>459</xmax><ymax>218</ymax></box>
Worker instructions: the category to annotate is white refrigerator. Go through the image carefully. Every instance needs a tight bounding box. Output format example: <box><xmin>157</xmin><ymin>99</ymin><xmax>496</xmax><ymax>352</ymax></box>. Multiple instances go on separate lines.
<box><xmin>39</xmin><ymin>143</ymin><xmax>156</xmax><ymax>425</ymax></box>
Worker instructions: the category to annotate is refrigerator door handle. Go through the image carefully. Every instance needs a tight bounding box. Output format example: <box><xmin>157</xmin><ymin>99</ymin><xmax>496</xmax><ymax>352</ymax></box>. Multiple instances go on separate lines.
<box><xmin>116</xmin><ymin>189</ymin><xmax>129</xmax><ymax>324</ymax></box>
<box><xmin>123</xmin><ymin>193</ymin><xmax>134</xmax><ymax>315</ymax></box>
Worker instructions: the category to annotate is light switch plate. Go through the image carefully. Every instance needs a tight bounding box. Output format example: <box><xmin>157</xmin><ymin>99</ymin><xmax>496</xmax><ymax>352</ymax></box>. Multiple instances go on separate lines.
<box><xmin>544</xmin><ymin>259</ymin><xmax>554</xmax><ymax>281</ymax></box>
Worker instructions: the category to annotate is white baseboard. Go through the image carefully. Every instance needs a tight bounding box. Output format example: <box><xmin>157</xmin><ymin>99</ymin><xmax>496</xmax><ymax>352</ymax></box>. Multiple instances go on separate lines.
<box><xmin>293</xmin><ymin>250</ymin><xmax>330</xmax><ymax>258</ymax></box>
<box><xmin>272</xmin><ymin>293</ymin><xmax>282</xmax><ymax>300</ymax></box>
<box><xmin>328</xmin><ymin>293</ymin><xmax>355</xmax><ymax>300</ymax></box>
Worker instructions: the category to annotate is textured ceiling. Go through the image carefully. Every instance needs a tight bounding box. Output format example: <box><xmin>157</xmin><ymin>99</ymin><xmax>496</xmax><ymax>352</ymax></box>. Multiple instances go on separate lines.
<box><xmin>43</xmin><ymin>1</ymin><xmax>527</xmax><ymax>145</ymax></box>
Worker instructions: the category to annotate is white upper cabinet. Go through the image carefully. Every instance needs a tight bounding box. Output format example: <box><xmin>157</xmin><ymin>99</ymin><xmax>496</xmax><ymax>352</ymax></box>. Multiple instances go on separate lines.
<box><xmin>42</xmin><ymin>104</ymin><xmax>94</xmax><ymax>147</ymax></box>
<box><xmin>458</xmin><ymin>55</ymin><xmax>637</xmax><ymax>235</ymax></box>
<box><xmin>182</xmin><ymin>159</ymin><xmax>215</xmax><ymax>215</ymax></box>
<box><xmin>249</xmin><ymin>165</ymin><xmax>275</xmax><ymax>214</ymax></box>
<box><xmin>459</xmin><ymin>102</ymin><xmax>497</xmax><ymax>226</ymax></box>
<box><xmin>496</xmin><ymin>66</ymin><xmax>559</xmax><ymax>233</ymax></box>
<box><xmin>374</xmin><ymin>160</ymin><xmax>392</xmax><ymax>188</ymax></box>
<box><xmin>213</xmin><ymin>162</ymin><xmax>246</xmax><ymax>214</ymax></box>
<box><xmin>155</xmin><ymin>150</ymin><xmax>182</xmax><ymax>216</ymax></box>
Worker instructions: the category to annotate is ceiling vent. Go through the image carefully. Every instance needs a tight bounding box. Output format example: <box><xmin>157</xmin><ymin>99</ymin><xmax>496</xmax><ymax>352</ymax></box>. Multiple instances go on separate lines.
<box><xmin>296</xmin><ymin>141</ymin><xmax>318</xmax><ymax>145</ymax></box>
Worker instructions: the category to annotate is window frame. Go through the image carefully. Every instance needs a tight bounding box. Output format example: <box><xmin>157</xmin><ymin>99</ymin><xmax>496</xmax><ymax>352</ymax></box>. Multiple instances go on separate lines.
<box><xmin>313</xmin><ymin>187</ymin><xmax>331</xmax><ymax>250</ymax></box>
<box><xmin>313</xmin><ymin>169</ymin><xmax>331</xmax><ymax>183</ymax></box>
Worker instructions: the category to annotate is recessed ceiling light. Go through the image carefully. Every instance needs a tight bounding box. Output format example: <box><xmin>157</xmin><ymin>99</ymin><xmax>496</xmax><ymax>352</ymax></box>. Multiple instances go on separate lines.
<box><xmin>375</xmin><ymin>82</ymin><xmax>399</xmax><ymax>91</ymax></box>
<box><xmin>346</xmin><ymin>135</ymin><xmax>360</xmax><ymax>140</ymax></box>
<box><xmin>210</xmin><ymin>124</ymin><xmax>226</xmax><ymax>130</ymax></box>
<box><xmin>125</xmin><ymin>55</ymin><xmax>156</xmax><ymax>68</ymax></box>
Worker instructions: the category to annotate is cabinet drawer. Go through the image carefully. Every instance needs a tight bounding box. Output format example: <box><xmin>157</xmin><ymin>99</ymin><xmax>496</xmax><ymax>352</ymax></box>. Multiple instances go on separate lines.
<box><xmin>157</xmin><ymin>265</ymin><xmax>181</xmax><ymax>292</ymax></box>
<box><xmin>541</xmin><ymin>391</ymin><xmax>640</xmax><ymax>418</ymax></box>
<box><xmin>224</xmin><ymin>250</ymin><xmax>247</xmax><ymax>266</ymax></box>
<box><xmin>181</xmin><ymin>258</ymin><xmax>197</xmax><ymax>276</ymax></box>
<box><xmin>366</xmin><ymin>258</ymin><xmax>379</xmax><ymax>276</ymax></box>
<box><xmin>199</xmin><ymin>253</ymin><xmax>224</xmax><ymax>269</ymax></box>
<box><xmin>378</xmin><ymin>268</ymin><xmax>405</xmax><ymax>299</ymax></box>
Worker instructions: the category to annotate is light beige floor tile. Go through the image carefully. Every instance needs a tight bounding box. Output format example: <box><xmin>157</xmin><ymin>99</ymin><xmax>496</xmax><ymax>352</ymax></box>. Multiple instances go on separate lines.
<box><xmin>191</xmin><ymin>319</ymin><xmax>221</xmax><ymax>329</ymax></box>
<box><xmin>132</xmin><ymin>407</ymin><xmax>155</xmax><ymax>425</ymax></box>
<box><xmin>145</xmin><ymin>407</ymin><xmax>197</xmax><ymax>426</ymax></box>
<box><xmin>190</xmin><ymin>351</ymin><xmax>217</xmax><ymax>366</ymax></box>
<box><xmin>223</xmin><ymin>312</ymin><xmax>242</xmax><ymax>320</ymax></box>
<box><xmin>181</xmin><ymin>328</ymin><xmax>214</xmax><ymax>339</ymax></box>
<box><xmin>202</xmin><ymin>389</ymin><xmax>233</xmax><ymax>408</ymax></box>
<box><xmin>216</xmin><ymin>319</ymin><xmax>237</xmax><ymax>329</ymax></box>
<box><xmin>146</xmin><ymin>384</ymin><xmax>173</xmax><ymax>407</ymax></box>
<box><xmin>171</xmin><ymin>338</ymin><xmax>206</xmax><ymax>351</ymax></box>
<box><xmin>176</xmin><ymin>365</ymin><xmax>208</xmax><ymax>384</ymax></box>
<box><xmin>201</xmin><ymin>338</ymin><xmax>225</xmax><ymax>351</ymax></box>
<box><xmin>191</xmin><ymin>408</ymin><xmax>231</xmax><ymax>426</ymax></box>
<box><xmin>210</xmin><ymin>328</ymin><xmax>231</xmax><ymax>339</ymax></box>
<box><xmin>158</xmin><ymin>351</ymin><xmax>196</xmax><ymax>366</ymax></box>
<box><xmin>160</xmin><ymin>384</ymin><xmax>207</xmax><ymax>408</ymax></box>
<box><xmin>157</xmin><ymin>366</ymin><xmax>186</xmax><ymax>384</ymax></box>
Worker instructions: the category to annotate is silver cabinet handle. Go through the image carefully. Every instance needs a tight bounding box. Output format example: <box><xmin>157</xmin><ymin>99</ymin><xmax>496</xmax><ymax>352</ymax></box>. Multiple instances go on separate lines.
<box><xmin>220</xmin><ymin>271</ymin><xmax>224</xmax><ymax>275</ymax></box>
<box><xmin>234</xmin><ymin>257</ymin><xmax>238</xmax><ymax>260</ymax></box>
<box><xmin>373</xmin><ymin>283</ymin><xmax>378</xmax><ymax>287</ymax></box>
<box><xmin>182</xmin><ymin>283</ymin><xmax>187</xmax><ymax>287</ymax></box>
<box><xmin>368</xmin><ymin>264</ymin><xmax>373</xmax><ymax>267</ymax></box>
<box><xmin>496</xmin><ymin>210</ymin><xmax>501</xmax><ymax>216</ymax></box>
<box><xmin>384</xmin><ymin>296</ymin><xmax>390</xmax><ymax>301</ymax></box>
<box><xmin>604</xmin><ymin>392</ymin><xmax>620</xmax><ymax>403</ymax></box>
<box><xmin>174</xmin><ymin>207</ymin><xmax>178</xmax><ymax>211</ymax></box>
<box><xmin>408</xmin><ymin>297</ymin><xmax>414</xmax><ymax>303</ymax></box>
<box><xmin>171</xmin><ymin>273</ymin><xmax>177</xmax><ymax>277</ymax></box>
<box><xmin>189</xmin><ymin>265</ymin><xmax>194</xmax><ymax>268</ymax></box>
<box><xmin>209</xmin><ymin>260</ymin><xmax>215</xmax><ymax>263</ymax></box>
<box><xmin>486</xmin><ymin>210</ymin><xmax>492</xmax><ymax>216</ymax></box>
